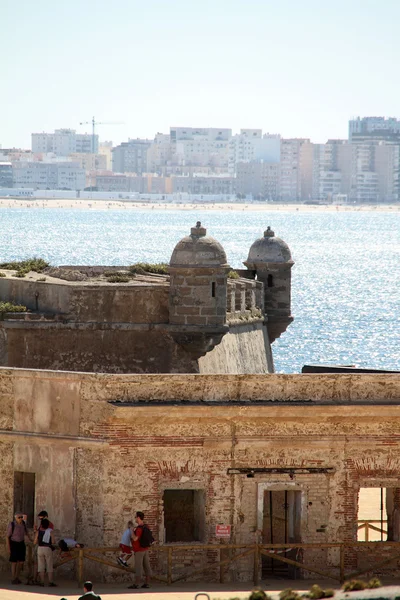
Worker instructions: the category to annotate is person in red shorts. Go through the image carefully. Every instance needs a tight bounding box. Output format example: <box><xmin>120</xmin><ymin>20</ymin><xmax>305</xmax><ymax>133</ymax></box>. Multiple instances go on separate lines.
<box><xmin>117</xmin><ymin>520</ymin><xmax>133</xmax><ymax>567</ymax></box>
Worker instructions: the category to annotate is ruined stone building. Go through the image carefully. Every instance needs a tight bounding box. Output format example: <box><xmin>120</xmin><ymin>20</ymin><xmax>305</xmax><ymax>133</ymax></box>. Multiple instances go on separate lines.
<box><xmin>1</xmin><ymin>224</ymin><xmax>399</xmax><ymax>583</ymax></box>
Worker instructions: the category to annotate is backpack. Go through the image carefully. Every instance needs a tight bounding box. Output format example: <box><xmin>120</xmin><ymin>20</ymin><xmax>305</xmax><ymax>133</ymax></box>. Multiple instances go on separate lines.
<box><xmin>138</xmin><ymin>525</ymin><xmax>154</xmax><ymax>548</ymax></box>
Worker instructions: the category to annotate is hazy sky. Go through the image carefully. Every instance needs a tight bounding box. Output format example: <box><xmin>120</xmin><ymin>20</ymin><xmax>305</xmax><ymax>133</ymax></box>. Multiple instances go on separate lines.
<box><xmin>2</xmin><ymin>0</ymin><xmax>400</xmax><ymax>149</ymax></box>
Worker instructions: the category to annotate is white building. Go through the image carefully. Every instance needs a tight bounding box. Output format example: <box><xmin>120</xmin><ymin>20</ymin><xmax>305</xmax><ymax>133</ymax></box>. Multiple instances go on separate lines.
<box><xmin>13</xmin><ymin>162</ymin><xmax>86</xmax><ymax>190</ymax></box>
<box><xmin>228</xmin><ymin>130</ymin><xmax>280</xmax><ymax>175</ymax></box>
<box><xmin>170</xmin><ymin>127</ymin><xmax>231</xmax><ymax>169</ymax></box>
<box><xmin>32</xmin><ymin>129</ymin><xmax>98</xmax><ymax>156</ymax></box>
<box><xmin>310</xmin><ymin>140</ymin><xmax>351</xmax><ymax>201</ymax></box>
<box><xmin>147</xmin><ymin>133</ymin><xmax>172</xmax><ymax>173</ymax></box>
<box><xmin>236</xmin><ymin>161</ymin><xmax>280</xmax><ymax>199</ymax></box>
<box><xmin>279</xmin><ymin>138</ymin><xmax>310</xmax><ymax>201</ymax></box>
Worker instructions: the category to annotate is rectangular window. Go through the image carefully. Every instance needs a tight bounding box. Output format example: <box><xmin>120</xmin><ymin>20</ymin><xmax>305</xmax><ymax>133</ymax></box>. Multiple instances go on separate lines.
<box><xmin>163</xmin><ymin>489</ymin><xmax>205</xmax><ymax>543</ymax></box>
<box><xmin>14</xmin><ymin>472</ymin><xmax>35</xmax><ymax>527</ymax></box>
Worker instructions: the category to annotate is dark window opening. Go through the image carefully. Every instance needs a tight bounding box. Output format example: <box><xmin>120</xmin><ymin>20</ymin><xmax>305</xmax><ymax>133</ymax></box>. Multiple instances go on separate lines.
<box><xmin>163</xmin><ymin>489</ymin><xmax>205</xmax><ymax>542</ymax></box>
<box><xmin>14</xmin><ymin>472</ymin><xmax>35</xmax><ymax>528</ymax></box>
<box><xmin>211</xmin><ymin>282</ymin><xmax>216</xmax><ymax>297</ymax></box>
<box><xmin>267</xmin><ymin>274</ymin><xmax>274</xmax><ymax>288</ymax></box>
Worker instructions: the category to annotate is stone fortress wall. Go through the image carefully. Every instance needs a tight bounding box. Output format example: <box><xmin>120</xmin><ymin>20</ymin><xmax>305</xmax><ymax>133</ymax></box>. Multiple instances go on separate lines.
<box><xmin>0</xmin><ymin>223</ymin><xmax>293</xmax><ymax>375</ymax></box>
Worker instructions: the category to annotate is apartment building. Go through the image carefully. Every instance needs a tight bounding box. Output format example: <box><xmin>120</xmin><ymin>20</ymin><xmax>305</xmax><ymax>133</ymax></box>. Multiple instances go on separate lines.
<box><xmin>0</xmin><ymin>162</ymin><xmax>13</xmax><ymax>187</ymax></box>
<box><xmin>147</xmin><ymin>134</ymin><xmax>172</xmax><ymax>173</ymax></box>
<box><xmin>280</xmin><ymin>138</ymin><xmax>310</xmax><ymax>201</ymax></box>
<box><xmin>311</xmin><ymin>140</ymin><xmax>351</xmax><ymax>201</ymax></box>
<box><xmin>171</xmin><ymin>174</ymin><xmax>235</xmax><ymax>195</ymax></box>
<box><xmin>375</xmin><ymin>142</ymin><xmax>400</xmax><ymax>202</ymax></box>
<box><xmin>13</xmin><ymin>162</ymin><xmax>86</xmax><ymax>190</ymax></box>
<box><xmin>99</xmin><ymin>142</ymin><xmax>113</xmax><ymax>170</ymax></box>
<box><xmin>349</xmin><ymin>117</ymin><xmax>400</xmax><ymax>140</ymax></box>
<box><xmin>69</xmin><ymin>153</ymin><xmax>108</xmax><ymax>172</ymax></box>
<box><xmin>170</xmin><ymin>127</ymin><xmax>231</xmax><ymax>169</ymax></box>
<box><xmin>236</xmin><ymin>161</ymin><xmax>280</xmax><ymax>199</ymax></box>
<box><xmin>32</xmin><ymin>129</ymin><xmax>98</xmax><ymax>156</ymax></box>
<box><xmin>112</xmin><ymin>139</ymin><xmax>152</xmax><ymax>174</ymax></box>
<box><xmin>228</xmin><ymin>130</ymin><xmax>280</xmax><ymax>175</ymax></box>
<box><xmin>95</xmin><ymin>173</ymin><xmax>143</xmax><ymax>193</ymax></box>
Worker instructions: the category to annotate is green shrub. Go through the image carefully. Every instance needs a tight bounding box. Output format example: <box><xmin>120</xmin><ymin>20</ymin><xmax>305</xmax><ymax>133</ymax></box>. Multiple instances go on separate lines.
<box><xmin>367</xmin><ymin>578</ymin><xmax>381</xmax><ymax>589</ymax></box>
<box><xmin>14</xmin><ymin>271</ymin><xmax>26</xmax><ymax>278</ymax></box>
<box><xmin>106</xmin><ymin>275</ymin><xmax>131</xmax><ymax>283</ymax></box>
<box><xmin>37</xmin><ymin>277</ymin><xmax>46</xmax><ymax>282</ymax></box>
<box><xmin>305</xmin><ymin>585</ymin><xmax>335</xmax><ymax>599</ymax></box>
<box><xmin>279</xmin><ymin>589</ymin><xmax>302</xmax><ymax>600</ymax></box>
<box><xmin>0</xmin><ymin>302</ymin><xmax>27</xmax><ymax>316</ymax></box>
<box><xmin>0</xmin><ymin>258</ymin><xmax>49</xmax><ymax>274</ymax></box>
<box><xmin>104</xmin><ymin>271</ymin><xmax>131</xmax><ymax>278</ymax></box>
<box><xmin>249</xmin><ymin>589</ymin><xmax>272</xmax><ymax>600</ymax></box>
<box><xmin>0</xmin><ymin>272</ymin><xmax>5</xmax><ymax>277</ymax></box>
<box><xmin>128</xmin><ymin>262</ymin><xmax>168</xmax><ymax>275</ymax></box>
<box><xmin>343</xmin><ymin>580</ymin><xmax>367</xmax><ymax>592</ymax></box>
<box><xmin>228</xmin><ymin>270</ymin><xmax>240</xmax><ymax>279</ymax></box>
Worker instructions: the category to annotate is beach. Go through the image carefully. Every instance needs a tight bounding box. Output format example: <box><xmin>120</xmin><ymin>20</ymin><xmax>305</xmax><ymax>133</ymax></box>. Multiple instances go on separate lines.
<box><xmin>0</xmin><ymin>197</ymin><xmax>399</xmax><ymax>211</ymax></box>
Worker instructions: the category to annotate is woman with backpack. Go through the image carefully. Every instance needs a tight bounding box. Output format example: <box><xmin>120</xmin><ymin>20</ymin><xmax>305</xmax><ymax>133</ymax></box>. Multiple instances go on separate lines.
<box><xmin>33</xmin><ymin>518</ymin><xmax>57</xmax><ymax>587</ymax></box>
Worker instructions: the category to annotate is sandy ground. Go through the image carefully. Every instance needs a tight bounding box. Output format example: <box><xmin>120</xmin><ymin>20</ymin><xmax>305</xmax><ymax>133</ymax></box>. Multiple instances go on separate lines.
<box><xmin>0</xmin><ymin>198</ymin><xmax>399</xmax><ymax>212</ymax></box>
<box><xmin>0</xmin><ymin>579</ymin><xmax>399</xmax><ymax>600</ymax></box>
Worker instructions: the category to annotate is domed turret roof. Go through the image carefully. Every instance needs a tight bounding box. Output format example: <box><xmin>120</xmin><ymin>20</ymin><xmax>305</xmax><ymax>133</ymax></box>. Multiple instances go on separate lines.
<box><xmin>244</xmin><ymin>226</ymin><xmax>293</xmax><ymax>266</ymax></box>
<box><xmin>170</xmin><ymin>222</ymin><xmax>228</xmax><ymax>268</ymax></box>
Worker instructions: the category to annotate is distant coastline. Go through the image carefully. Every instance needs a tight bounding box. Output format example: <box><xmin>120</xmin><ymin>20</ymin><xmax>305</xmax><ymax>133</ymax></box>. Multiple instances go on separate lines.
<box><xmin>1</xmin><ymin>197</ymin><xmax>399</xmax><ymax>212</ymax></box>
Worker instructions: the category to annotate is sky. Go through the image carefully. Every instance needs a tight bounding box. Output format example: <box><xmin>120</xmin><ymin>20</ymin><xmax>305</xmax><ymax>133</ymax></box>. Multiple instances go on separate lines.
<box><xmin>1</xmin><ymin>0</ymin><xmax>400</xmax><ymax>149</ymax></box>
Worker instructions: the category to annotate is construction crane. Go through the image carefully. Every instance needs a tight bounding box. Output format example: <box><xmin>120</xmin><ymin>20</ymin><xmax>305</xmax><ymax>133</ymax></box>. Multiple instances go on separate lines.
<box><xmin>79</xmin><ymin>116</ymin><xmax>124</xmax><ymax>153</ymax></box>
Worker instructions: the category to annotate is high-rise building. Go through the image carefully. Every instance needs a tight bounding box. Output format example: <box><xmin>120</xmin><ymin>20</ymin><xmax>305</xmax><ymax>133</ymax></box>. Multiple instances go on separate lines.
<box><xmin>170</xmin><ymin>127</ymin><xmax>231</xmax><ymax>169</ymax></box>
<box><xmin>280</xmin><ymin>139</ymin><xmax>310</xmax><ymax>201</ymax></box>
<box><xmin>147</xmin><ymin>134</ymin><xmax>172</xmax><ymax>173</ymax></box>
<box><xmin>31</xmin><ymin>129</ymin><xmax>98</xmax><ymax>156</ymax></box>
<box><xmin>236</xmin><ymin>161</ymin><xmax>280</xmax><ymax>199</ymax></box>
<box><xmin>228</xmin><ymin>130</ymin><xmax>280</xmax><ymax>175</ymax></box>
<box><xmin>112</xmin><ymin>139</ymin><xmax>152</xmax><ymax>174</ymax></box>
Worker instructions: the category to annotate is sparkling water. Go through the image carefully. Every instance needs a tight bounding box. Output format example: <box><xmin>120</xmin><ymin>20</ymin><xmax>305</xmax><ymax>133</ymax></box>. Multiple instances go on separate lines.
<box><xmin>1</xmin><ymin>207</ymin><xmax>399</xmax><ymax>373</ymax></box>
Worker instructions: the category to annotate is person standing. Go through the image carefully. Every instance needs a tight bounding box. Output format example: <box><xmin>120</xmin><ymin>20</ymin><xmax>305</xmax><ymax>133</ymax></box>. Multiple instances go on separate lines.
<box><xmin>34</xmin><ymin>518</ymin><xmax>57</xmax><ymax>587</ymax></box>
<box><xmin>6</xmin><ymin>512</ymin><xmax>30</xmax><ymax>584</ymax></box>
<box><xmin>33</xmin><ymin>510</ymin><xmax>55</xmax><ymax>584</ymax></box>
<box><xmin>128</xmin><ymin>511</ymin><xmax>152</xmax><ymax>589</ymax></box>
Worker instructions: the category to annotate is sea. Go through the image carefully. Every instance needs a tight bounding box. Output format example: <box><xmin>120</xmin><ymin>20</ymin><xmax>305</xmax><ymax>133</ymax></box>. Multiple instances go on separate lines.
<box><xmin>1</xmin><ymin>206</ymin><xmax>399</xmax><ymax>374</ymax></box>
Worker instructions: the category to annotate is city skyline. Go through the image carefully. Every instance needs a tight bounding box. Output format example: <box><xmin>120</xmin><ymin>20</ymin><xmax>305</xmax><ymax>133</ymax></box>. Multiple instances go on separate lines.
<box><xmin>2</xmin><ymin>0</ymin><xmax>400</xmax><ymax>148</ymax></box>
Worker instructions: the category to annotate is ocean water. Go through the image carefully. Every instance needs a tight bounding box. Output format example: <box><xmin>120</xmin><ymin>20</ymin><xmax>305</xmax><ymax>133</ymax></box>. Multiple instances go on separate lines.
<box><xmin>0</xmin><ymin>206</ymin><xmax>399</xmax><ymax>373</ymax></box>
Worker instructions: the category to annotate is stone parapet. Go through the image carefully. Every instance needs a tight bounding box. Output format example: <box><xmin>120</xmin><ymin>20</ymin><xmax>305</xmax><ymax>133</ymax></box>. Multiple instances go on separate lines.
<box><xmin>227</xmin><ymin>278</ymin><xmax>264</xmax><ymax>324</ymax></box>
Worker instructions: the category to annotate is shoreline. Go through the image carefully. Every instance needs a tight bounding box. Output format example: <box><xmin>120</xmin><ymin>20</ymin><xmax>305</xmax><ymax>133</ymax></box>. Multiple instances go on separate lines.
<box><xmin>0</xmin><ymin>197</ymin><xmax>399</xmax><ymax>212</ymax></box>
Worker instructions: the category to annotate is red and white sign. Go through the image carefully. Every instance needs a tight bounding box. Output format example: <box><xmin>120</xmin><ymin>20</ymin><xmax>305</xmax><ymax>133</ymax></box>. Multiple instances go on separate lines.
<box><xmin>215</xmin><ymin>524</ymin><xmax>231</xmax><ymax>538</ymax></box>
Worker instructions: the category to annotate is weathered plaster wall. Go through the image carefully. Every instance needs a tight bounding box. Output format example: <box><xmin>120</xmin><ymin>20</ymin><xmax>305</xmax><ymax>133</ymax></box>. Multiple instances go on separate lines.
<box><xmin>1</xmin><ymin>369</ymin><xmax>400</xmax><ymax>581</ymax></box>
<box><xmin>199</xmin><ymin>322</ymin><xmax>274</xmax><ymax>374</ymax></box>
